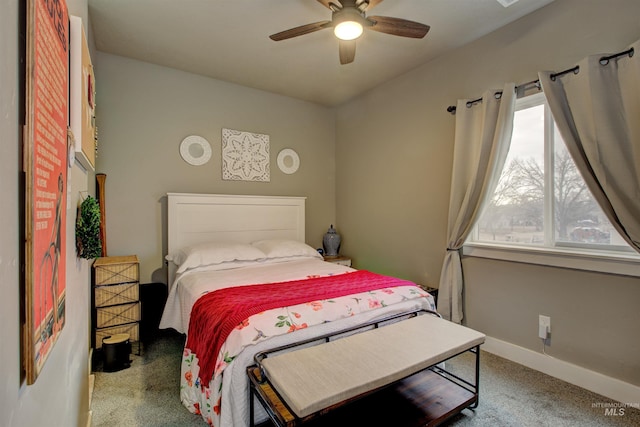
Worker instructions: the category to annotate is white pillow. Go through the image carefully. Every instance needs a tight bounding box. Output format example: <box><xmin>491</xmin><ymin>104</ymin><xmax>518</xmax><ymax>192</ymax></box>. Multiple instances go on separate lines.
<box><xmin>166</xmin><ymin>242</ymin><xmax>266</xmax><ymax>274</ymax></box>
<box><xmin>175</xmin><ymin>259</ymin><xmax>267</xmax><ymax>274</ymax></box>
<box><xmin>251</xmin><ymin>239</ymin><xmax>323</xmax><ymax>260</ymax></box>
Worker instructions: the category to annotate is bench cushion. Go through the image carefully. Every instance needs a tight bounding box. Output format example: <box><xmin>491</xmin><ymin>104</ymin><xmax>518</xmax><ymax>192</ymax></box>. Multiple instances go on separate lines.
<box><xmin>260</xmin><ymin>314</ymin><xmax>485</xmax><ymax>418</ymax></box>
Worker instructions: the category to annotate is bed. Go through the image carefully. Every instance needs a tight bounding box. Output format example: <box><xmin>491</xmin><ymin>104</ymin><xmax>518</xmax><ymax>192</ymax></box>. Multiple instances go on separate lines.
<box><xmin>159</xmin><ymin>193</ymin><xmax>436</xmax><ymax>427</ymax></box>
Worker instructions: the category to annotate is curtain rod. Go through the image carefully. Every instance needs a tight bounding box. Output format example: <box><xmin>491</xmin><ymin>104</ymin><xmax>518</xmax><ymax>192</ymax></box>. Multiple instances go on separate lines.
<box><xmin>446</xmin><ymin>46</ymin><xmax>634</xmax><ymax>114</ymax></box>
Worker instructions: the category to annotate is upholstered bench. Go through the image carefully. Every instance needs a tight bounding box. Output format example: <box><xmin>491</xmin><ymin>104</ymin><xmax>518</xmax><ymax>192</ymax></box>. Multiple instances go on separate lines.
<box><xmin>248</xmin><ymin>311</ymin><xmax>486</xmax><ymax>427</ymax></box>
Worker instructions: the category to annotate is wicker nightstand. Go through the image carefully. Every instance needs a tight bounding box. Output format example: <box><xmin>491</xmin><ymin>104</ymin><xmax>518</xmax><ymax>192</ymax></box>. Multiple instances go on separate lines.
<box><xmin>92</xmin><ymin>255</ymin><xmax>140</xmax><ymax>350</ymax></box>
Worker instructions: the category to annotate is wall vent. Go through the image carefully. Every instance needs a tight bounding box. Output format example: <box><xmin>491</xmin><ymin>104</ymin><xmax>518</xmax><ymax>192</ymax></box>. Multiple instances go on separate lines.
<box><xmin>496</xmin><ymin>0</ymin><xmax>520</xmax><ymax>7</ymax></box>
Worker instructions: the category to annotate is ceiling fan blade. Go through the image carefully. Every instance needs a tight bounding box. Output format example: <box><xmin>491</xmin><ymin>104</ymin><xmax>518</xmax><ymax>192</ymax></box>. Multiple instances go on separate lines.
<box><xmin>316</xmin><ymin>0</ymin><xmax>342</xmax><ymax>11</ymax></box>
<box><xmin>367</xmin><ymin>16</ymin><xmax>430</xmax><ymax>38</ymax></box>
<box><xmin>339</xmin><ymin>39</ymin><xmax>356</xmax><ymax>65</ymax></box>
<box><xmin>269</xmin><ymin>21</ymin><xmax>332</xmax><ymax>41</ymax></box>
<box><xmin>357</xmin><ymin>0</ymin><xmax>383</xmax><ymax>11</ymax></box>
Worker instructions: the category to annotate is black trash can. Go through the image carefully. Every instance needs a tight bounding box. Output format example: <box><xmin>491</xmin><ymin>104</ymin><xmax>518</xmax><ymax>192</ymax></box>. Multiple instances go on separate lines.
<box><xmin>102</xmin><ymin>333</ymin><xmax>131</xmax><ymax>372</ymax></box>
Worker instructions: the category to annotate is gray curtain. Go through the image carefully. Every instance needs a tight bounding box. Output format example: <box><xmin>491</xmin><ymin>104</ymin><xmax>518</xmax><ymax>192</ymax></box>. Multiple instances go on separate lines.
<box><xmin>438</xmin><ymin>84</ymin><xmax>516</xmax><ymax>323</ymax></box>
<box><xmin>539</xmin><ymin>38</ymin><xmax>640</xmax><ymax>253</ymax></box>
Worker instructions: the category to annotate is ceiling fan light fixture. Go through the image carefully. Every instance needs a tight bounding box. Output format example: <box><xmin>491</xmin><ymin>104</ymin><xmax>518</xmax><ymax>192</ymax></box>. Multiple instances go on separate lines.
<box><xmin>334</xmin><ymin>20</ymin><xmax>363</xmax><ymax>40</ymax></box>
<box><xmin>333</xmin><ymin>7</ymin><xmax>365</xmax><ymax>40</ymax></box>
<box><xmin>269</xmin><ymin>0</ymin><xmax>431</xmax><ymax>64</ymax></box>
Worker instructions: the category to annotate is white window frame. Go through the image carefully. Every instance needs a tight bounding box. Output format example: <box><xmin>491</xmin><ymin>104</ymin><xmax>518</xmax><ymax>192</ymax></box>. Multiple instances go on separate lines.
<box><xmin>465</xmin><ymin>92</ymin><xmax>640</xmax><ymax>277</ymax></box>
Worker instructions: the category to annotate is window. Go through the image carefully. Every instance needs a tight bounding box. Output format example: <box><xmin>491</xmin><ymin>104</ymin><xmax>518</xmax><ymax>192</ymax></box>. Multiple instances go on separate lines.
<box><xmin>467</xmin><ymin>92</ymin><xmax>639</xmax><ymax>275</ymax></box>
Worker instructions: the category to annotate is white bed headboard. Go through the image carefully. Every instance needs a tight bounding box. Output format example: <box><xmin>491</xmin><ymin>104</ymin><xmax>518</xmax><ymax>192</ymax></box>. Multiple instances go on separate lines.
<box><xmin>167</xmin><ymin>193</ymin><xmax>306</xmax><ymax>283</ymax></box>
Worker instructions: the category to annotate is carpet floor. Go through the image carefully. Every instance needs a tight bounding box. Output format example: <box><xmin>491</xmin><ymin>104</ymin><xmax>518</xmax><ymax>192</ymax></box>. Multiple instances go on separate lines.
<box><xmin>90</xmin><ymin>330</ymin><xmax>640</xmax><ymax>427</ymax></box>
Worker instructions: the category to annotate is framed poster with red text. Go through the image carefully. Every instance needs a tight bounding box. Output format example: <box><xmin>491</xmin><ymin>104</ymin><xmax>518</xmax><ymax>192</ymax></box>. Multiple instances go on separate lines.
<box><xmin>24</xmin><ymin>0</ymin><xmax>69</xmax><ymax>384</ymax></box>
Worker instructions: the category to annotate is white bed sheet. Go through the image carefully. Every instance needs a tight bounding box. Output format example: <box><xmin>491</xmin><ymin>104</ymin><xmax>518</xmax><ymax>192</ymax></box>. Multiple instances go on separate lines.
<box><xmin>160</xmin><ymin>258</ymin><xmax>355</xmax><ymax>334</ymax></box>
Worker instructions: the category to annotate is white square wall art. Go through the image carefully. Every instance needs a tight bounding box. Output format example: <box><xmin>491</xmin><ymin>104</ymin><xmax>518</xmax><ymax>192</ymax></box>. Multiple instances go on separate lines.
<box><xmin>221</xmin><ymin>128</ymin><xmax>270</xmax><ymax>182</ymax></box>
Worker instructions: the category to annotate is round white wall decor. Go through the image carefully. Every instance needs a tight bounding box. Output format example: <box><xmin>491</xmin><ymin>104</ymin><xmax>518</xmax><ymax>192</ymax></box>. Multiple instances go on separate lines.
<box><xmin>180</xmin><ymin>135</ymin><xmax>212</xmax><ymax>166</ymax></box>
<box><xmin>277</xmin><ymin>148</ymin><xmax>300</xmax><ymax>174</ymax></box>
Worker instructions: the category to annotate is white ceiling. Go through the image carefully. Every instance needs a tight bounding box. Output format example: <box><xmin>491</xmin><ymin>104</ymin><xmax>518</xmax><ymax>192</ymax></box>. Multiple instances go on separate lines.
<box><xmin>88</xmin><ymin>0</ymin><xmax>556</xmax><ymax>107</ymax></box>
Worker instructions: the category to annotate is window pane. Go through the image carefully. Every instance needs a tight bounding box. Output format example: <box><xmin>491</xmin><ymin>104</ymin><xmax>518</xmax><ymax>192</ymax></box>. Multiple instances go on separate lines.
<box><xmin>553</xmin><ymin>126</ymin><xmax>629</xmax><ymax>248</ymax></box>
<box><xmin>476</xmin><ymin>103</ymin><xmax>545</xmax><ymax>245</ymax></box>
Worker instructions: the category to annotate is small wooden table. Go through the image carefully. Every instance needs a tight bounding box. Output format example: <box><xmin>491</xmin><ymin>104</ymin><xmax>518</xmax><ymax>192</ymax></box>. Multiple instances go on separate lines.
<box><xmin>322</xmin><ymin>255</ymin><xmax>352</xmax><ymax>267</ymax></box>
<box><xmin>248</xmin><ymin>310</ymin><xmax>484</xmax><ymax>427</ymax></box>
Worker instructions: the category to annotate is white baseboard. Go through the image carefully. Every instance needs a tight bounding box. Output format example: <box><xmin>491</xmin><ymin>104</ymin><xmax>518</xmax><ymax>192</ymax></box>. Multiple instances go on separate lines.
<box><xmin>88</xmin><ymin>348</ymin><xmax>94</xmax><ymax>427</ymax></box>
<box><xmin>482</xmin><ymin>336</ymin><xmax>640</xmax><ymax>404</ymax></box>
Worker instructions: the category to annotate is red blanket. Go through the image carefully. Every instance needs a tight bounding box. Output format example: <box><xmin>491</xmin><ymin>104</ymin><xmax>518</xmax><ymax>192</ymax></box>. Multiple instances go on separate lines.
<box><xmin>186</xmin><ymin>270</ymin><xmax>416</xmax><ymax>385</ymax></box>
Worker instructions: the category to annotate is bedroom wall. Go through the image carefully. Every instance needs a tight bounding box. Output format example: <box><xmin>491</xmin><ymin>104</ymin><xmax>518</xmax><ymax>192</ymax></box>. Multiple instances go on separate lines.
<box><xmin>94</xmin><ymin>53</ymin><xmax>336</xmax><ymax>284</ymax></box>
<box><xmin>1</xmin><ymin>1</ymin><xmax>94</xmax><ymax>426</ymax></box>
<box><xmin>336</xmin><ymin>0</ymin><xmax>640</xmax><ymax>388</ymax></box>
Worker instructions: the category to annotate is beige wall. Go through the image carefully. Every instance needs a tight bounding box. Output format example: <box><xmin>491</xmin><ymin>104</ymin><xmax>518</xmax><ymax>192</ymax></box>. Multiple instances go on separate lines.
<box><xmin>1</xmin><ymin>1</ymin><xmax>93</xmax><ymax>426</ymax></box>
<box><xmin>94</xmin><ymin>53</ymin><xmax>336</xmax><ymax>283</ymax></box>
<box><xmin>336</xmin><ymin>0</ymin><xmax>640</xmax><ymax>386</ymax></box>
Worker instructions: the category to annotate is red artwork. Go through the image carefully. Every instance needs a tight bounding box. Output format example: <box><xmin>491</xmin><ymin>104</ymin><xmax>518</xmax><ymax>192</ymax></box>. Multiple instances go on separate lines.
<box><xmin>25</xmin><ymin>0</ymin><xmax>69</xmax><ymax>384</ymax></box>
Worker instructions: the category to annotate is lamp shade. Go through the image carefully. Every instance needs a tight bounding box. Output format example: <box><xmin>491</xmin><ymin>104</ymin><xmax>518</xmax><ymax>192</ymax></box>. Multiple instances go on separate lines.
<box><xmin>333</xmin><ymin>7</ymin><xmax>365</xmax><ymax>41</ymax></box>
<box><xmin>334</xmin><ymin>20</ymin><xmax>363</xmax><ymax>40</ymax></box>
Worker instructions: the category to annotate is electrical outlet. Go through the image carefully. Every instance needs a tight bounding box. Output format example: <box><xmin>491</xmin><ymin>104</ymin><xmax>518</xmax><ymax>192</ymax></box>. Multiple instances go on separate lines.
<box><xmin>539</xmin><ymin>315</ymin><xmax>551</xmax><ymax>339</ymax></box>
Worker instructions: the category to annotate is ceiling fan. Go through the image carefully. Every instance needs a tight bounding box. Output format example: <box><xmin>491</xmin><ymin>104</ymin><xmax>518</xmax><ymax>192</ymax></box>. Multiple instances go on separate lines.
<box><xmin>269</xmin><ymin>0</ymin><xmax>430</xmax><ymax>65</ymax></box>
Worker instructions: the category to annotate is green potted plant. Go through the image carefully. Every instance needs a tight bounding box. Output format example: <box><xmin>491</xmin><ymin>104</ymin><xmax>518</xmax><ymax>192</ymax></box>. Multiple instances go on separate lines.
<box><xmin>76</xmin><ymin>195</ymin><xmax>102</xmax><ymax>259</ymax></box>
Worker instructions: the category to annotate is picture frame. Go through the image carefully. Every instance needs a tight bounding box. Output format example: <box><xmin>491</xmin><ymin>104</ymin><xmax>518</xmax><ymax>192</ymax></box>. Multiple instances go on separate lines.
<box><xmin>69</xmin><ymin>15</ymin><xmax>96</xmax><ymax>171</ymax></box>
<box><xmin>23</xmin><ymin>0</ymin><xmax>70</xmax><ymax>384</ymax></box>
<box><xmin>221</xmin><ymin>128</ymin><xmax>270</xmax><ymax>182</ymax></box>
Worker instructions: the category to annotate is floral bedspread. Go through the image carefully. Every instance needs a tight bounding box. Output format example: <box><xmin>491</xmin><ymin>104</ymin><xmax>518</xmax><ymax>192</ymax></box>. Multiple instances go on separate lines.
<box><xmin>180</xmin><ymin>280</ymin><xmax>433</xmax><ymax>426</ymax></box>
